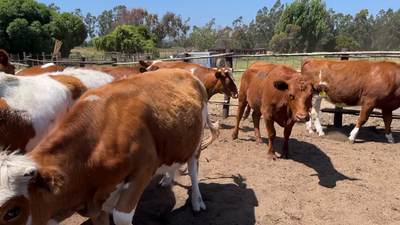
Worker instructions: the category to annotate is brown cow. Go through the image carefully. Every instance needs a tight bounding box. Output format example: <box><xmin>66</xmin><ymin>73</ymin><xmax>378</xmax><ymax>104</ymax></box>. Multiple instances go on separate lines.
<box><xmin>0</xmin><ymin>68</ymin><xmax>220</xmax><ymax>225</ymax></box>
<box><xmin>16</xmin><ymin>63</ymin><xmax>64</xmax><ymax>76</ymax></box>
<box><xmin>141</xmin><ymin>61</ymin><xmax>238</xmax><ymax>100</ymax></box>
<box><xmin>0</xmin><ymin>50</ymin><xmax>15</xmax><ymax>74</ymax></box>
<box><xmin>232</xmin><ymin>62</ymin><xmax>325</xmax><ymax>160</ymax></box>
<box><xmin>79</xmin><ymin>60</ymin><xmax>150</xmax><ymax>80</ymax></box>
<box><xmin>302</xmin><ymin>58</ymin><xmax>400</xmax><ymax>144</ymax></box>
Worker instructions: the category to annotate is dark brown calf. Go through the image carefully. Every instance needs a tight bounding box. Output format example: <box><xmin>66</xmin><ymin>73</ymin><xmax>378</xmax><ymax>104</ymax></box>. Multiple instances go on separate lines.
<box><xmin>301</xmin><ymin>58</ymin><xmax>400</xmax><ymax>143</ymax></box>
<box><xmin>0</xmin><ymin>50</ymin><xmax>15</xmax><ymax>74</ymax></box>
<box><xmin>232</xmin><ymin>62</ymin><xmax>324</xmax><ymax>160</ymax></box>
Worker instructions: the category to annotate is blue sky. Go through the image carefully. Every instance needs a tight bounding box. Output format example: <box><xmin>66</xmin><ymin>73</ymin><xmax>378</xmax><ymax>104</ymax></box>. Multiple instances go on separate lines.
<box><xmin>38</xmin><ymin>0</ymin><xmax>400</xmax><ymax>28</ymax></box>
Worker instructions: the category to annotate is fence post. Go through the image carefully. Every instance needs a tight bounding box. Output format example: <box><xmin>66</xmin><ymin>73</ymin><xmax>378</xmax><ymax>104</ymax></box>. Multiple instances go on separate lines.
<box><xmin>222</xmin><ymin>49</ymin><xmax>233</xmax><ymax>119</ymax></box>
<box><xmin>112</xmin><ymin>57</ymin><xmax>117</xmax><ymax>67</ymax></box>
<box><xmin>334</xmin><ymin>48</ymin><xmax>349</xmax><ymax>128</ymax></box>
<box><xmin>79</xmin><ymin>56</ymin><xmax>85</xmax><ymax>67</ymax></box>
<box><xmin>42</xmin><ymin>52</ymin><xmax>45</xmax><ymax>64</ymax></box>
<box><xmin>26</xmin><ymin>55</ymin><xmax>33</xmax><ymax>68</ymax></box>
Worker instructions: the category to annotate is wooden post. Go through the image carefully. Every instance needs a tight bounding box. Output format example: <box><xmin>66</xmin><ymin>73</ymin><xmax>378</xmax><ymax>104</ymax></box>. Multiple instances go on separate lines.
<box><xmin>42</xmin><ymin>52</ymin><xmax>45</xmax><ymax>64</ymax></box>
<box><xmin>334</xmin><ymin>48</ymin><xmax>349</xmax><ymax>128</ymax></box>
<box><xmin>26</xmin><ymin>55</ymin><xmax>33</xmax><ymax>68</ymax></box>
<box><xmin>222</xmin><ymin>49</ymin><xmax>233</xmax><ymax>119</ymax></box>
<box><xmin>79</xmin><ymin>56</ymin><xmax>85</xmax><ymax>67</ymax></box>
<box><xmin>112</xmin><ymin>57</ymin><xmax>117</xmax><ymax>67</ymax></box>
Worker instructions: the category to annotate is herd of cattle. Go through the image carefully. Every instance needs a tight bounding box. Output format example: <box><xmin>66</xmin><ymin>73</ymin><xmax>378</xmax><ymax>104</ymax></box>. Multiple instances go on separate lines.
<box><xmin>0</xmin><ymin>48</ymin><xmax>399</xmax><ymax>224</ymax></box>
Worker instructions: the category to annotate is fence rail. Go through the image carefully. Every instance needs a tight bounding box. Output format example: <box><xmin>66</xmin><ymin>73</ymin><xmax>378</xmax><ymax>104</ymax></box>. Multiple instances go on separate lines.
<box><xmin>9</xmin><ymin>50</ymin><xmax>400</xmax><ymax>126</ymax></box>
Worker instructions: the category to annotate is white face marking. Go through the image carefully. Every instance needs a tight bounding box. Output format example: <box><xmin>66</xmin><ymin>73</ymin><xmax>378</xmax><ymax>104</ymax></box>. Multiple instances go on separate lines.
<box><xmin>84</xmin><ymin>94</ymin><xmax>101</xmax><ymax>102</ymax></box>
<box><xmin>26</xmin><ymin>215</ymin><xmax>32</xmax><ymax>225</ymax></box>
<box><xmin>0</xmin><ymin>152</ymin><xmax>37</xmax><ymax>207</ymax></box>
<box><xmin>41</xmin><ymin>63</ymin><xmax>56</xmax><ymax>68</ymax></box>
<box><xmin>113</xmin><ymin>207</ymin><xmax>136</xmax><ymax>225</ymax></box>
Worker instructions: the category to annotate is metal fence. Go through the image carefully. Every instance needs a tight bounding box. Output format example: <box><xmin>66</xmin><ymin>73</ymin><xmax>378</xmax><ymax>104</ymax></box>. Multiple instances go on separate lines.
<box><xmin>10</xmin><ymin>50</ymin><xmax>400</xmax><ymax>126</ymax></box>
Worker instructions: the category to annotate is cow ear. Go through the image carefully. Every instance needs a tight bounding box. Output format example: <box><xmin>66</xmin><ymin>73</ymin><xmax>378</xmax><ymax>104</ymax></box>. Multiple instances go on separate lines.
<box><xmin>149</xmin><ymin>65</ymin><xmax>159</xmax><ymax>71</ymax></box>
<box><xmin>215</xmin><ymin>71</ymin><xmax>223</xmax><ymax>79</ymax></box>
<box><xmin>33</xmin><ymin>169</ymin><xmax>65</xmax><ymax>195</ymax></box>
<box><xmin>313</xmin><ymin>84</ymin><xmax>330</xmax><ymax>94</ymax></box>
<box><xmin>273</xmin><ymin>80</ymin><xmax>289</xmax><ymax>90</ymax></box>
<box><xmin>139</xmin><ymin>60</ymin><xmax>148</xmax><ymax>67</ymax></box>
<box><xmin>139</xmin><ymin>67</ymin><xmax>147</xmax><ymax>73</ymax></box>
<box><xmin>0</xmin><ymin>50</ymin><xmax>9</xmax><ymax>65</ymax></box>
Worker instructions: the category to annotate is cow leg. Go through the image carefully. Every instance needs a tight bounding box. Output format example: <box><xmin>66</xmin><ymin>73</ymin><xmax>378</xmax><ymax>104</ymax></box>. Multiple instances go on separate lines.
<box><xmin>188</xmin><ymin>155</ymin><xmax>206</xmax><ymax>212</ymax></box>
<box><xmin>281</xmin><ymin>122</ymin><xmax>295</xmax><ymax>159</ymax></box>
<box><xmin>382</xmin><ymin>109</ymin><xmax>394</xmax><ymax>143</ymax></box>
<box><xmin>112</xmin><ymin>171</ymin><xmax>154</xmax><ymax>225</ymax></box>
<box><xmin>349</xmin><ymin>103</ymin><xmax>374</xmax><ymax>144</ymax></box>
<box><xmin>265</xmin><ymin>118</ymin><xmax>277</xmax><ymax>160</ymax></box>
<box><xmin>253</xmin><ymin>110</ymin><xmax>263</xmax><ymax>143</ymax></box>
<box><xmin>91</xmin><ymin>210</ymin><xmax>110</xmax><ymax>225</ymax></box>
<box><xmin>306</xmin><ymin>96</ymin><xmax>325</xmax><ymax>136</ymax></box>
<box><xmin>232</xmin><ymin>99</ymin><xmax>248</xmax><ymax>139</ymax></box>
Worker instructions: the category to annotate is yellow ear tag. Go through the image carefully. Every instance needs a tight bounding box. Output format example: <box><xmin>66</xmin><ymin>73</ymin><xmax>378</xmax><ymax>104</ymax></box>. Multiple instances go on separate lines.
<box><xmin>319</xmin><ymin>90</ymin><xmax>327</xmax><ymax>97</ymax></box>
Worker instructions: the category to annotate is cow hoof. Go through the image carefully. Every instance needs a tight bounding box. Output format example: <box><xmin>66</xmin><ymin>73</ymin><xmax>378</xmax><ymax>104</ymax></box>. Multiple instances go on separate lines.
<box><xmin>349</xmin><ymin>138</ymin><xmax>355</xmax><ymax>144</ymax></box>
<box><xmin>308</xmin><ymin>129</ymin><xmax>314</xmax><ymax>134</ymax></box>
<box><xmin>192</xmin><ymin>198</ymin><xmax>206</xmax><ymax>213</ymax></box>
<box><xmin>255</xmin><ymin>137</ymin><xmax>263</xmax><ymax>143</ymax></box>
<box><xmin>280</xmin><ymin>153</ymin><xmax>289</xmax><ymax>159</ymax></box>
<box><xmin>318</xmin><ymin>132</ymin><xmax>326</xmax><ymax>137</ymax></box>
<box><xmin>267</xmin><ymin>154</ymin><xmax>278</xmax><ymax>161</ymax></box>
<box><xmin>232</xmin><ymin>133</ymin><xmax>238</xmax><ymax>140</ymax></box>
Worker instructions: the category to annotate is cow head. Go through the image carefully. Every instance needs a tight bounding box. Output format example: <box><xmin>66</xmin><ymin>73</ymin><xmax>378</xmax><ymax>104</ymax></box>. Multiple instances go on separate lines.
<box><xmin>214</xmin><ymin>67</ymin><xmax>238</xmax><ymax>99</ymax></box>
<box><xmin>273</xmin><ymin>76</ymin><xmax>325</xmax><ymax>123</ymax></box>
<box><xmin>138</xmin><ymin>59</ymin><xmax>153</xmax><ymax>68</ymax></box>
<box><xmin>0</xmin><ymin>50</ymin><xmax>15</xmax><ymax>75</ymax></box>
<box><xmin>0</xmin><ymin>152</ymin><xmax>64</xmax><ymax>224</ymax></box>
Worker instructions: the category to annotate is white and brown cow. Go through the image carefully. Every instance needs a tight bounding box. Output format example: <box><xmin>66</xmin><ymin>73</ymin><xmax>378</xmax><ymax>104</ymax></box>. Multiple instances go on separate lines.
<box><xmin>302</xmin><ymin>58</ymin><xmax>400</xmax><ymax>143</ymax></box>
<box><xmin>0</xmin><ymin>68</ymin><xmax>115</xmax><ymax>153</ymax></box>
<box><xmin>0</xmin><ymin>68</ymin><xmax>219</xmax><ymax>225</ymax></box>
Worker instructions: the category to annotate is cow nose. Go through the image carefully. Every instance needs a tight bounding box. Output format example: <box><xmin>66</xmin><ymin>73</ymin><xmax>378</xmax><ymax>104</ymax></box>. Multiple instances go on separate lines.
<box><xmin>296</xmin><ymin>114</ymin><xmax>310</xmax><ymax>122</ymax></box>
<box><xmin>232</xmin><ymin>93</ymin><xmax>238</xmax><ymax>99</ymax></box>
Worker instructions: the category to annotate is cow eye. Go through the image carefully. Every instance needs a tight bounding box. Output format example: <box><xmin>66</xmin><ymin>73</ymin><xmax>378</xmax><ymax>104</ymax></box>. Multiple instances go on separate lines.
<box><xmin>4</xmin><ymin>207</ymin><xmax>20</xmax><ymax>221</ymax></box>
<box><xmin>289</xmin><ymin>94</ymin><xmax>295</xmax><ymax>100</ymax></box>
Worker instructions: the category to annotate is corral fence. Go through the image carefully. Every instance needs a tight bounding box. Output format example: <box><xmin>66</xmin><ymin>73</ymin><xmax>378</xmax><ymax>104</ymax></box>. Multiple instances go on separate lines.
<box><xmin>9</xmin><ymin>49</ymin><xmax>400</xmax><ymax>127</ymax></box>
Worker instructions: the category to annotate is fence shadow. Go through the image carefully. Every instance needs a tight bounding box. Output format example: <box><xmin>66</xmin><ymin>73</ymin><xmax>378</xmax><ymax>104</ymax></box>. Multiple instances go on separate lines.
<box><xmin>321</xmin><ymin>124</ymin><xmax>400</xmax><ymax>144</ymax></box>
<box><xmin>239</xmin><ymin>136</ymin><xmax>358</xmax><ymax>188</ymax></box>
<box><xmin>81</xmin><ymin>174</ymin><xmax>258</xmax><ymax>225</ymax></box>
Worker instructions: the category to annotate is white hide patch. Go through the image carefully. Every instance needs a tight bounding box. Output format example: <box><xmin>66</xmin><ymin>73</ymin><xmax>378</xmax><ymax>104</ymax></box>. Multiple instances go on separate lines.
<box><xmin>349</xmin><ymin>127</ymin><xmax>360</xmax><ymax>141</ymax></box>
<box><xmin>41</xmin><ymin>63</ymin><xmax>56</xmax><ymax>68</ymax></box>
<box><xmin>113</xmin><ymin>208</ymin><xmax>136</xmax><ymax>225</ymax></box>
<box><xmin>0</xmin><ymin>68</ymin><xmax>115</xmax><ymax>152</ymax></box>
<box><xmin>102</xmin><ymin>183</ymin><xmax>124</xmax><ymax>213</ymax></box>
<box><xmin>386</xmin><ymin>133</ymin><xmax>394</xmax><ymax>143</ymax></box>
<box><xmin>190</xmin><ymin>68</ymin><xmax>195</xmax><ymax>75</ymax></box>
<box><xmin>0</xmin><ymin>151</ymin><xmax>37</xmax><ymax>206</ymax></box>
<box><xmin>84</xmin><ymin>94</ymin><xmax>101</xmax><ymax>102</ymax></box>
<box><xmin>318</xmin><ymin>70</ymin><xmax>328</xmax><ymax>85</ymax></box>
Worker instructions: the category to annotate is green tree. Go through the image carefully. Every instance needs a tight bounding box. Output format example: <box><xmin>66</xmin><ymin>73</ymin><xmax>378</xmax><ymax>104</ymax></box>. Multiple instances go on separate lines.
<box><xmin>253</xmin><ymin>0</ymin><xmax>285</xmax><ymax>48</ymax></box>
<box><xmin>275</xmin><ymin>0</ymin><xmax>326</xmax><ymax>52</ymax></box>
<box><xmin>269</xmin><ymin>24</ymin><xmax>301</xmax><ymax>53</ymax></box>
<box><xmin>189</xmin><ymin>18</ymin><xmax>216</xmax><ymax>51</ymax></box>
<box><xmin>48</xmin><ymin>3</ymin><xmax>60</xmax><ymax>14</ymax></box>
<box><xmin>334</xmin><ymin>36</ymin><xmax>361</xmax><ymax>51</ymax></box>
<box><xmin>51</xmin><ymin>13</ymin><xmax>87</xmax><ymax>56</ymax></box>
<box><xmin>231</xmin><ymin>16</ymin><xmax>254</xmax><ymax>49</ymax></box>
<box><xmin>373</xmin><ymin>9</ymin><xmax>400</xmax><ymax>50</ymax></box>
<box><xmin>97</xmin><ymin>9</ymin><xmax>114</xmax><ymax>36</ymax></box>
<box><xmin>0</xmin><ymin>0</ymin><xmax>86</xmax><ymax>55</ymax></box>
<box><xmin>93</xmin><ymin>24</ymin><xmax>158</xmax><ymax>54</ymax></box>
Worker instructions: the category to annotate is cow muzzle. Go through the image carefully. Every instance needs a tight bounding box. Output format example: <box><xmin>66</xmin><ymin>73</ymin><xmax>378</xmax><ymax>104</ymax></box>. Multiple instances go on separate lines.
<box><xmin>295</xmin><ymin>114</ymin><xmax>310</xmax><ymax>123</ymax></box>
<box><xmin>231</xmin><ymin>93</ymin><xmax>238</xmax><ymax>99</ymax></box>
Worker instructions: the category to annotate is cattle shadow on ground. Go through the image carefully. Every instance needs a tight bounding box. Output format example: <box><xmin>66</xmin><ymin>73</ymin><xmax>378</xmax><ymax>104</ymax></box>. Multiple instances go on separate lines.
<box><xmin>220</xmin><ymin>123</ymin><xmax>254</xmax><ymax>132</ymax></box>
<box><xmin>322</xmin><ymin>124</ymin><xmax>400</xmax><ymax>144</ymax></box>
<box><xmin>81</xmin><ymin>174</ymin><xmax>258</xmax><ymax>225</ymax></box>
<box><xmin>238</xmin><ymin>136</ymin><xmax>358</xmax><ymax>189</ymax></box>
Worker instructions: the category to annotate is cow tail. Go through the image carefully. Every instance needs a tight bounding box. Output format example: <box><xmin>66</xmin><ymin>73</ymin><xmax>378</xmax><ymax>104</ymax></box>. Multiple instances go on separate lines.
<box><xmin>201</xmin><ymin>114</ymin><xmax>220</xmax><ymax>150</ymax></box>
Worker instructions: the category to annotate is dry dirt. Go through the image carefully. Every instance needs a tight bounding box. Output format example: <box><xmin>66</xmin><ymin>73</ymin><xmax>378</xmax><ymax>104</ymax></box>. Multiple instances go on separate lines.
<box><xmin>62</xmin><ymin>99</ymin><xmax>400</xmax><ymax>225</ymax></box>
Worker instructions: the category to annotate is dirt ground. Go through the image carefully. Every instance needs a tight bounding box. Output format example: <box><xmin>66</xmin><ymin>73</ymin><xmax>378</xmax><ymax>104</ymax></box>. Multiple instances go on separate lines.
<box><xmin>61</xmin><ymin>99</ymin><xmax>400</xmax><ymax>225</ymax></box>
